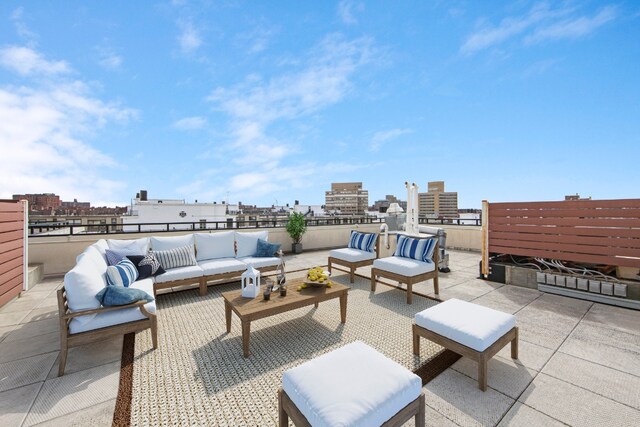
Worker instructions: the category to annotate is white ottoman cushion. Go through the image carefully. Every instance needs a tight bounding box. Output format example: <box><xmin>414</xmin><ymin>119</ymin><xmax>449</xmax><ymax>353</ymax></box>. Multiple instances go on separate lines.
<box><xmin>329</xmin><ymin>248</ymin><xmax>376</xmax><ymax>263</ymax></box>
<box><xmin>374</xmin><ymin>256</ymin><xmax>434</xmax><ymax>277</ymax></box>
<box><xmin>415</xmin><ymin>299</ymin><xmax>516</xmax><ymax>352</ymax></box>
<box><xmin>282</xmin><ymin>341</ymin><xmax>421</xmax><ymax>427</ymax></box>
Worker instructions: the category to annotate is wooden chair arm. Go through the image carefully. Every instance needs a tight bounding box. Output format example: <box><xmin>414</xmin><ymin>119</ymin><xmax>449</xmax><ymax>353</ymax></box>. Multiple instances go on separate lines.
<box><xmin>61</xmin><ymin>300</ymin><xmax>148</xmax><ymax>320</ymax></box>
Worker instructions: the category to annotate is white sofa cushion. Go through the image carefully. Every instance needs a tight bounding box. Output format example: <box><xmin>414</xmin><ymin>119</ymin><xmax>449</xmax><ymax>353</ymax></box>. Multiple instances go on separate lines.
<box><xmin>64</xmin><ymin>248</ymin><xmax>108</xmax><ymax>325</ymax></box>
<box><xmin>150</xmin><ymin>234</ymin><xmax>195</xmax><ymax>252</ymax></box>
<box><xmin>107</xmin><ymin>237</ymin><xmax>149</xmax><ymax>254</ymax></box>
<box><xmin>329</xmin><ymin>248</ymin><xmax>376</xmax><ymax>263</ymax></box>
<box><xmin>373</xmin><ymin>256</ymin><xmax>434</xmax><ymax>277</ymax></box>
<box><xmin>69</xmin><ymin>278</ymin><xmax>156</xmax><ymax>334</ymax></box>
<box><xmin>236</xmin><ymin>231</ymin><xmax>268</xmax><ymax>258</ymax></box>
<box><xmin>195</xmin><ymin>231</ymin><xmax>235</xmax><ymax>261</ymax></box>
<box><xmin>92</xmin><ymin>239</ymin><xmax>109</xmax><ymax>258</ymax></box>
<box><xmin>238</xmin><ymin>256</ymin><xmax>280</xmax><ymax>269</ymax></box>
<box><xmin>199</xmin><ymin>258</ymin><xmax>247</xmax><ymax>276</ymax></box>
<box><xmin>415</xmin><ymin>298</ymin><xmax>516</xmax><ymax>352</ymax></box>
<box><xmin>282</xmin><ymin>340</ymin><xmax>421</xmax><ymax>427</ymax></box>
<box><xmin>154</xmin><ymin>265</ymin><xmax>204</xmax><ymax>284</ymax></box>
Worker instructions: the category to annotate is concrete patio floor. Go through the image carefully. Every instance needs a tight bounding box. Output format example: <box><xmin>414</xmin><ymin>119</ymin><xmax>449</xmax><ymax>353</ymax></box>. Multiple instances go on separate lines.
<box><xmin>0</xmin><ymin>249</ymin><xmax>639</xmax><ymax>426</ymax></box>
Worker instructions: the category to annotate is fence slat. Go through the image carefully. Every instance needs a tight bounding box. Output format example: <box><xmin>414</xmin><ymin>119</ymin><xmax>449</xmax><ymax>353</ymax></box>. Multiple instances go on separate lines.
<box><xmin>488</xmin><ymin>224</ymin><xmax>640</xmax><ymax>239</ymax></box>
<box><xmin>490</xmin><ymin>199</ymin><xmax>640</xmax><ymax>209</ymax></box>
<box><xmin>489</xmin><ymin>207</ymin><xmax>640</xmax><ymax>219</ymax></box>
<box><xmin>490</xmin><ymin>216</ymin><xmax>639</xmax><ymax>228</ymax></box>
<box><xmin>490</xmin><ymin>231</ymin><xmax>640</xmax><ymax>249</ymax></box>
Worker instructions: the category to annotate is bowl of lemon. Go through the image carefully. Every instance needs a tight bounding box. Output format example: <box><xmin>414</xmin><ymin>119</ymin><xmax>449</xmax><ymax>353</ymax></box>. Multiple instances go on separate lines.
<box><xmin>301</xmin><ymin>266</ymin><xmax>333</xmax><ymax>288</ymax></box>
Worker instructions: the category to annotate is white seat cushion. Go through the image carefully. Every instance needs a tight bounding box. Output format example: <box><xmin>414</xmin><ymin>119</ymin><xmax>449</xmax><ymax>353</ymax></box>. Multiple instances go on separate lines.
<box><xmin>329</xmin><ymin>248</ymin><xmax>376</xmax><ymax>263</ymax></box>
<box><xmin>235</xmin><ymin>231</ymin><xmax>268</xmax><ymax>258</ymax></box>
<box><xmin>415</xmin><ymin>299</ymin><xmax>516</xmax><ymax>352</ymax></box>
<box><xmin>238</xmin><ymin>256</ymin><xmax>280</xmax><ymax>269</ymax></box>
<box><xmin>373</xmin><ymin>256</ymin><xmax>434</xmax><ymax>277</ymax></box>
<box><xmin>195</xmin><ymin>231</ymin><xmax>235</xmax><ymax>261</ymax></box>
<box><xmin>69</xmin><ymin>278</ymin><xmax>156</xmax><ymax>334</ymax></box>
<box><xmin>282</xmin><ymin>341</ymin><xmax>421</xmax><ymax>427</ymax></box>
<box><xmin>199</xmin><ymin>258</ymin><xmax>247</xmax><ymax>276</ymax></box>
<box><xmin>153</xmin><ymin>265</ymin><xmax>204</xmax><ymax>284</ymax></box>
<box><xmin>150</xmin><ymin>234</ymin><xmax>195</xmax><ymax>252</ymax></box>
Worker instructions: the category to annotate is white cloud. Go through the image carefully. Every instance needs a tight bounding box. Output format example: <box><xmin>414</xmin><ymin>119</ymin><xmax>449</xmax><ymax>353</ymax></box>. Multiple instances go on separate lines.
<box><xmin>0</xmin><ymin>46</ymin><xmax>137</xmax><ymax>202</ymax></box>
<box><xmin>370</xmin><ymin>128</ymin><xmax>412</xmax><ymax>152</ymax></box>
<box><xmin>178</xmin><ymin>21</ymin><xmax>202</xmax><ymax>54</ymax></box>
<box><xmin>173</xmin><ymin>116</ymin><xmax>207</xmax><ymax>130</ymax></box>
<box><xmin>238</xmin><ymin>22</ymin><xmax>279</xmax><ymax>54</ymax></box>
<box><xmin>11</xmin><ymin>7</ymin><xmax>37</xmax><ymax>42</ymax></box>
<box><xmin>337</xmin><ymin>0</ymin><xmax>363</xmax><ymax>25</ymax></box>
<box><xmin>0</xmin><ymin>45</ymin><xmax>71</xmax><ymax>76</ymax></box>
<box><xmin>97</xmin><ymin>46</ymin><xmax>123</xmax><ymax>70</ymax></box>
<box><xmin>460</xmin><ymin>3</ymin><xmax>615</xmax><ymax>55</ymax></box>
<box><xmin>525</xmin><ymin>6</ymin><xmax>616</xmax><ymax>44</ymax></box>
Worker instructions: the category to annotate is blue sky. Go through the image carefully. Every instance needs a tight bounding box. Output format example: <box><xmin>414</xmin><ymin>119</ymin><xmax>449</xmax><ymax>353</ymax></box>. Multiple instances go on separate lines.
<box><xmin>0</xmin><ymin>1</ymin><xmax>638</xmax><ymax>209</ymax></box>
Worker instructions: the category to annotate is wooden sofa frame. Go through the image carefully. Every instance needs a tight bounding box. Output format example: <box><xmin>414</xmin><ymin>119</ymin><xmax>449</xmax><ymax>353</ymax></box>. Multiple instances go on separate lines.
<box><xmin>57</xmin><ymin>287</ymin><xmax>157</xmax><ymax>376</ymax></box>
<box><xmin>278</xmin><ymin>388</ymin><xmax>425</xmax><ymax>427</ymax></box>
<box><xmin>371</xmin><ymin>239</ymin><xmax>439</xmax><ymax>304</ymax></box>
<box><xmin>328</xmin><ymin>234</ymin><xmax>380</xmax><ymax>283</ymax></box>
<box><xmin>413</xmin><ymin>323</ymin><xmax>519</xmax><ymax>391</ymax></box>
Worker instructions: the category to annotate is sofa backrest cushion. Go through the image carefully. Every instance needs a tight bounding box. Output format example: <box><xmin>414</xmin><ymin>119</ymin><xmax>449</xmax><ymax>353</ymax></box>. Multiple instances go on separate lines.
<box><xmin>93</xmin><ymin>239</ymin><xmax>109</xmax><ymax>258</ymax></box>
<box><xmin>107</xmin><ymin>238</ymin><xmax>149</xmax><ymax>255</ymax></box>
<box><xmin>154</xmin><ymin>245</ymin><xmax>197</xmax><ymax>270</ymax></box>
<box><xmin>195</xmin><ymin>231</ymin><xmax>235</xmax><ymax>261</ymax></box>
<box><xmin>236</xmin><ymin>231</ymin><xmax>269</xmax><ymax>258</ymax></box>
<box><xmin>64</xmin><ymin>247</ymin><xmax>108</xmax><ymax>325</ymax></box>
<box><xmin>394</xmin><ymin>235</ymin><xmax>436</xmax><ymax>263</ymax></box>
<box><xmin>150</xmin><ymin>234</ymin><xmax>195</xmax><ymax>252</ymax></box>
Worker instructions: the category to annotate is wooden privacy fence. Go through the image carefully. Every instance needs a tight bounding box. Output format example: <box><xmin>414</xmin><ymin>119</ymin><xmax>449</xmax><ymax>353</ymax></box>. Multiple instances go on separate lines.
<box><xmin>0</xmin><ymin>200</ymin><xmax>27</xmax><ymax>307</ymax></box>
<box><xmin>481</xmin><ymin>198</ymin><xmax>640</xmax><ymax>276</ymax></box>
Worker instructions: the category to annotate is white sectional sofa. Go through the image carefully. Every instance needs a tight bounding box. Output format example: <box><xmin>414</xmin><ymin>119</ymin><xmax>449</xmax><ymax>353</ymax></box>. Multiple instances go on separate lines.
<box><xmin>57</xmin><ymin>230</ymin><xmax>281</xmax><ymax>375</ymax></box>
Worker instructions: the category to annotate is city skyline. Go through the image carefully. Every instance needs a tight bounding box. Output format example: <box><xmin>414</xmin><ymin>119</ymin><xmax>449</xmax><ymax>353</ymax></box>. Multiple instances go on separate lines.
<box><xmin>1</xmin><ymin>1</ymin><xmax>639</xmax><ymax>209</ymax></box>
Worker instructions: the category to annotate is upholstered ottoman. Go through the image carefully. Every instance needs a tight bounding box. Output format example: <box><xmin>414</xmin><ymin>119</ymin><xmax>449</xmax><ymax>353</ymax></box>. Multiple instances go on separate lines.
<box><xmin>413</xmin><ymin>298</ymin><xmax>518</xmax><ymax>391</ymax></box>
<box><xmin>279</xmin><ymin>341</ymin><xmax>425</xmax><ymax>427</ymax></box>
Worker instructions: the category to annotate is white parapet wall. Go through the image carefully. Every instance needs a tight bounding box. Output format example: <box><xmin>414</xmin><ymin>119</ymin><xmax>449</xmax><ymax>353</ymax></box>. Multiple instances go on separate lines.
<box><xmin>28</xmin><ymin>223</ymin><xmax>481</xmax><ymax>276</ymax></box>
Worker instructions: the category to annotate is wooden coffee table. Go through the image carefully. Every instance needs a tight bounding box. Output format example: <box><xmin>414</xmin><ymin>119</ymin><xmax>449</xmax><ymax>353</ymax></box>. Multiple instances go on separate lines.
<box><xmin>222</xmin><ymin>278</ymin><xmax>349</xmax><ymax>357</ymax></box>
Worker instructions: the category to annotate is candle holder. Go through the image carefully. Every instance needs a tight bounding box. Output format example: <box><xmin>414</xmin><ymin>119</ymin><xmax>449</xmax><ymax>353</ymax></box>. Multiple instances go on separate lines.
<box><xmin>279</xmin><ymin>286</ymin><xmax>287</xmax><ymax>297</ymax></box>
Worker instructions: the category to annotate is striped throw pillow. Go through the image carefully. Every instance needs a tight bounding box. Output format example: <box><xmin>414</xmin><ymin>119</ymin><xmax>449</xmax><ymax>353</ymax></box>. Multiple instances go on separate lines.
<box><xmin>348</xmin><ymin>231</ymin><xmax>377</xmax><ymax>253</ymax></box>
<box><xmin>394</xmin><ymin>235</ymin><xmax>436</xmax><ymax>263</ymax></box>
<box><xmin>153</xmin><ymin>245</ymin><xmax>197</xmax><ymax>270</ymax></box>
<box><xmin>106</xmin><ymin>259</ymin><xmax>139</xmax><ymax>287</ymax></box>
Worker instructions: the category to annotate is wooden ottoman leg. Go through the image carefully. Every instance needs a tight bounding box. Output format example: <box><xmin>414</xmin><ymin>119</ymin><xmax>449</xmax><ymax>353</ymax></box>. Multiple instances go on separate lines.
<box><xmin>416</xmin><ymin>392</ymin><xmax>426</xmax><ymax>427</ymax></box>
<box><xmin>278</xmin><ymin>389</ymin><xmax>288</xmax><ymax>427</ymax></box>
<box><xmin>407</xmin><ymin>283</ymin><xmax>413</xmax><ymax>305</ymax></box>
<box><xmin>412</xmin><ymin>324</ymin><xmax>420</xmax><ymax>355</ymax></box>
<box><xmin>511</xmin><ymin>327</ymin><xmax>519</xmax><ymax>359</ymax></box>
<box><xmin>478</xmin><ymin>353</ymin><xmax>488</xmax><ymax>391</ymax></box>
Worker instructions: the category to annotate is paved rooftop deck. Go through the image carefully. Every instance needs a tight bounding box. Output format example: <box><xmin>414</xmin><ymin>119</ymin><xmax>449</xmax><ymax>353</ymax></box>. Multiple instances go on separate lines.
<box><xmin>1</xmin><ymin>249</ymin><xmax>639</xmax><ymax>426</ymax></box>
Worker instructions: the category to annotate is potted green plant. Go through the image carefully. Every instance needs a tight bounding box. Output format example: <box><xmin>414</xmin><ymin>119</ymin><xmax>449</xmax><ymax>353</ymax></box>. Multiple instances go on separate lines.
<box><xmin>286</xmin><ymin>211</ymin><xmax>307</xmax><ymax>254</ymax></box>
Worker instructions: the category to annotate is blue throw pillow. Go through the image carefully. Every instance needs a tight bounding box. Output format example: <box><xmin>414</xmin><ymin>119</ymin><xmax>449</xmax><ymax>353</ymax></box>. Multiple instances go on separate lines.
<box><xmin>255</xmin><ymin>238</ymin><xmax>281</xmax><ymax>257</ymax></box>
<box><xmin>394</xmin><ymin>235</ymin><xmax>436</xmax><ymax>263</ymax></box>
<box><xmin>347</xmin><ymin>231</ymin><xmax>377</xmax><ymax>253</ymax></box>
<box><xmin>95</xmin><ymin>286</ymin><xmax>154</xmax><ymax>307</ymax></box>
<box><xmin>106</xmin><ymin>258</ymin><xmax>139</xmax><ymax>287</ymax></box>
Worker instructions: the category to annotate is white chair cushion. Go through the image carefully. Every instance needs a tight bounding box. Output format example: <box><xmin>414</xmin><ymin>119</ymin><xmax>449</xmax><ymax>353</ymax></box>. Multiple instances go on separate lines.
<box><xmin>150</xmin><ymin>234</ymin><xmax>195</xmax><ymax>252</ymax></box>
<box><xmin>195</xmin><ymin>231</ymin><xmax>235</xmax><ymax>261</ymax></box>
<box><xmin>69</xmin><ymin>278</ymin><xmax>156</xmax><ymax>334</ymax></box>
<box><xmin>236</xmin><ymin>231</ymin><xmax>268</xmax><ymax>258</ymax></box>
<box><xmin>415</xmin><ymin>298</ymin><xmax>516</xmax><ymax>352</ymax></box>
<box><xmin>373</xmin><ymin>256</ymin><xmax>434</xmax><ymax>277</ymax></box>
<box><xmin>107</xmin><ymin>237</ymin><xmax>149</xmax><ymax>254</ymax></box>
<box><xmin>329</xmin><ymin>248</ymin><xmax>376</xmax><ymax>263</ymax></box>
<box><xmin>64</xmin><ymin>248</ymin><xmax>108</xmax><ymax>325</ymax></box>
<box><xmin>282</xmin><ymin>341</ymin><xmax>421</xmax><ymax>427</ymax></box>
<box><xmin>238</xmin><ymin>256</ymin><xmax>280</xmax><ymax>269</ymax></box>
<box><xmin>199</xmin><ymin>258</ymin><xmax>247</xmax><ymax>276</ymax></box>
<box><xmin>153</xmin><ymin>265</ymin><xmax>204</xmax><ymax>284</ymax></box>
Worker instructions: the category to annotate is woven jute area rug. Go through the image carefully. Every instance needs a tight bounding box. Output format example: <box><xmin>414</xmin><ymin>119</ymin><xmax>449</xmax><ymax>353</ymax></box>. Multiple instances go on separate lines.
<box><xmin>115</xmin><ymin>271</ymin><xmax>457</xmax><ymax>426</ymax></box>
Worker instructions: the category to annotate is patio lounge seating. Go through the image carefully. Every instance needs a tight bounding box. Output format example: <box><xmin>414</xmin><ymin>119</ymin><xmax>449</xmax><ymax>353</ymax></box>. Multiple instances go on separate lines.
<box><xmin>371</xmin><ymin>235</ymin><xmax>439</xmax><ymax>304</ymax></box>
<box><xmin>279</xmin><ymin>340</ymin><xmax>425</xmax><ymax>426</ymax></box>
<box><xmin>328</xmin><ymin>230</ymin><xmax>379</xmax><ymax>283</ymax></box>
<box><xmin>413</xmin><ymin>298</ymin><xmax>518</xmax><ymax>391</ymax></box>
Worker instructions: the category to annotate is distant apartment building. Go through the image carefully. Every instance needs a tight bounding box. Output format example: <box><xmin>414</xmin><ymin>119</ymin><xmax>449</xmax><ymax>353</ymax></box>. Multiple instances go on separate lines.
<box><xmin>371</xmin><ymin>195</ymin><xmax>407</xmax><ymax>213</ymax></box>
<box><xmin>418</xmin><ymin>181</ymin><xmax>458</xmax><ymax>218</ymax></box>
<box><xmin>565</xmin><ymin>193</ymin><xmax>592</xmax><ymax>201</ymax></box>
<box><xmin>13</xmin><ymin>193</ymin><xmax>61</xmax><ymax>211</ymax></box>
<box><xmin>325</xmin><ymin>182</ymin><xmax>369</xmax><ymax>215</ymax></box>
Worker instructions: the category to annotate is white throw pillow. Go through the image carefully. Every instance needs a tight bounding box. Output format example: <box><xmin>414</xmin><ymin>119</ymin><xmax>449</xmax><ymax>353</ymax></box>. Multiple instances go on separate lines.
<box><xmin>150</xmin><ymin>234</ymin><xmax>195</xmax><ymax>252</ymax></box>
<box><xmin>195</xmin><ymin>231</ymin><xmax>235</xmax><ymax>261</ymax></box>
<box><xmin>235</xmin><ymin>231</ymin><xmax>268</xmax><ymax>258</ymax></box>
<box><xmin>107</xmin><ymin>237</ymin><xmax>149</xmax><ymax>254</ymax></box>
